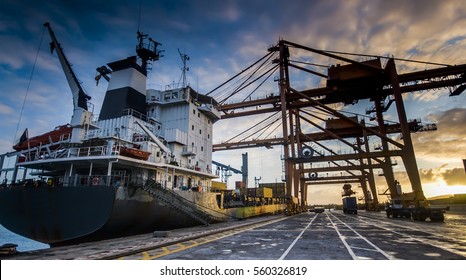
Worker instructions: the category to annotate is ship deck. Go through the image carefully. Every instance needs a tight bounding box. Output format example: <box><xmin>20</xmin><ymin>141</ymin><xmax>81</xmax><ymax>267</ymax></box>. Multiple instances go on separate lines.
<box><xmin>3</xmin><ymin>209</ymin><xmax>466</xmax><ymax>260</ymax></box>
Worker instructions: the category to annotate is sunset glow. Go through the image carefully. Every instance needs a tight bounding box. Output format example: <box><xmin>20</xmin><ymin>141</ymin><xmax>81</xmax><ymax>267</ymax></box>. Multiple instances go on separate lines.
<box><xmin>0</xmin><ymin>0</ymin><xmax>465</xmax><ymax>204</ymax></box>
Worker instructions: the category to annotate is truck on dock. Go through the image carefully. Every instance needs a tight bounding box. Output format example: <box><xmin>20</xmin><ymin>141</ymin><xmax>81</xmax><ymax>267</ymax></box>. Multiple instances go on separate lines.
<box><xmin>342</xmin><ymin>196</ymin><xmax>358</xmax><ymax>214</ymax></box>
<box><xmin>385</xmin><ymin>199</ymin><xmax>411</xmax><ymax>218</ymax></box>
<box><xmin>309</xmin><ymin>206</ymin><xmax>325</xmax><ymax>213</ymax></box>
<box><xmin>385</xmin><ymin>198</ymin><xmax>448</xmax><ymax>222</ymax></box>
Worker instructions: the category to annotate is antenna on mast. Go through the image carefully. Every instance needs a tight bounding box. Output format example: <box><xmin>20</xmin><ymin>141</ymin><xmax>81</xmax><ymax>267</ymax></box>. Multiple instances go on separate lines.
<box><xmin>136</xmin><ymin>31</ymin><xmax>162</xmax><ymax>73</ymax></box>
<box><xmin>137</xmin><ymin>0</ymin><xmax>143</xmax><ymax>33</ymax></box>
<box><xmin>178</xmin><ymin>48</ymin><xmax>189</xmax><ymax>88</ymax></box>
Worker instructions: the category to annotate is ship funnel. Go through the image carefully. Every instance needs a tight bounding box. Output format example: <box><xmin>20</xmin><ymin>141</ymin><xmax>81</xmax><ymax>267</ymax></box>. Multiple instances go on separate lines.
<box><xmin>98</xmin><ymin>57</ymin><xmax>147</xmax><ymax>121</ymax></box>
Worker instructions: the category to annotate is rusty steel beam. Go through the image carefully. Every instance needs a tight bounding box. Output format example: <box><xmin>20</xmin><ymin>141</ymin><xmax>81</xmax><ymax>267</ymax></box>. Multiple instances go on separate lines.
<box><xmin>301</xmin><ymin>163</ymin><xmax>388</xmax><ymax>173</ymax></box>
<box><xmin>304</xmin><ymin>175</ymin><xmax>364</xmax><ymax>182</ymax></box>
<box><xmin>212</xmin><ymin>121</ymin><xmax>427</xmax><ymax>151</ymax></box>
<box><xmin>293</xmin><ymin>150</ymin><xmax>404</xmax><ymax>164</ymax></box>
<box><xmin>305</xmin><ymin>180</ymin><xmax>361</xmax><ymax>185</ymax></box>
<box><xmin>218</xmin><ymin>64</ymin><xmax>466</xmax><ymax>119</ymax></box>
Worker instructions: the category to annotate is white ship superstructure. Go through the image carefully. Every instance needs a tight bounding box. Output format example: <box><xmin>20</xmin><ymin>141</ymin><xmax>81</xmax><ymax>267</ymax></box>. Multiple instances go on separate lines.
<box><xmin>84</xmin><ymin>53</ymin><xmax>221</xmax><ymax>190</ymax></box>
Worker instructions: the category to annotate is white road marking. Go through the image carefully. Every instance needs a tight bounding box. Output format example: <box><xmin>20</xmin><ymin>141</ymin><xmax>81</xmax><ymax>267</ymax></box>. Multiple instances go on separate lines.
<box><xmin>354</xmin><ymin>214</ymin><xmax>466</xmax><ymax>258</ymax></box>
<box><xmin>278</xmin><ymin>214</ymin><xmax>318</xmax><ymax>260</ymax></box>
<box><xmin>326</xmin><ymin>211</ymin><xmax>358</xmax><ymax>260</ymax></box>
<box><xmin>328</xmin><ymin>212</ymin><xmax>395</xmax><ymax>260</ymax></box>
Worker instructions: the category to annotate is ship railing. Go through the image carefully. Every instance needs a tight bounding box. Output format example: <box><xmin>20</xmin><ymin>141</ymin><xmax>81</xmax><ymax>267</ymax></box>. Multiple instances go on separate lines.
<box><xmin>87</xmin><ymin>108</ymin><xmax>148</xmax><ymax>122</ymax></box>
<box><xmin>122</xmin><ymin>108</ymin><xmax>149</xmax><ymax>122</ymax></box>
<box><xmin>57</xmin><ymin>146</ymin><xmax>108</xmax><ymax>159</ymax></box>
<box><xmin>16</xmin><ymin>145</ymin><xmax>109</xmax><ymax>163</ymax></box>
<box><xmin>75</xmin><ymin>146</ymin><xmax>107</xmax><ymax>157</ymax></box>
<box><xmin>60</xmin><ymin>174</ymin><xmax>132</xmax><ymax>188</ymax></box>
<box><xmin>6</xmin><ymin>174</ymin><xmax>132</xmax><ymax>188</ymax></box>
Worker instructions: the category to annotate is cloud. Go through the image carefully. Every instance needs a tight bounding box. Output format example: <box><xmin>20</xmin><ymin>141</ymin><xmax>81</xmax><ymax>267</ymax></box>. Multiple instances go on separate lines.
<box><xmin>420</xmin><ymin>168</ymin><xmax>436</xmax><ymax>182</ymax></box>
<box><xmin>375</xmin><ymin>165</ymin><xmax>466</xmax><ymax>200</ymax></box>
<box><xmin>413</xmin><ymin>108</ymin><xmax>466</xmax><ymax>162</ymax></box>
<box><xmin>282</xmin><ymin>0</ymin><xmax>466</xmax><ymax>72</ymax></box>
<box><xmin>442</xmin><ymin>168</ymin><xmax>466</xmax><ymax>186</ymax></box>
<box><xmin>0</xmin><ymin>103</ymin><xmax>14</xmax><ymax>115</ymax></box>
<box><xmin>419</xmin><ymin>166</ymin><xmax>466</xmax><ymax>186</ymax></box>
<box><xmin>0</xmin><ymin>35</ymin><xmax>34</xmax><ymax>70</ymax></box>
<box><xmin>219</xmin><ymin>3</ymin><xmax>241</xmax><ymax>22</ymax></box>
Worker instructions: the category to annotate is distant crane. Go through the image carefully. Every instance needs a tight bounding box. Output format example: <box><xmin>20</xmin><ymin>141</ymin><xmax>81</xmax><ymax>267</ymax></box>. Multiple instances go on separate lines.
<box><xmin>212</xmin><ymin>160</ymin><xmax>242</xmax><ymax>185</ymax></box>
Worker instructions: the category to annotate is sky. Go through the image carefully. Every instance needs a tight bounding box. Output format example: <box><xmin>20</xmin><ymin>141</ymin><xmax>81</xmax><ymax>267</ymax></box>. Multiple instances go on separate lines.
<box><xmin>0</xmin><ymin>0</ymin><xmax>465</xmax><ymax>204</ymax></box>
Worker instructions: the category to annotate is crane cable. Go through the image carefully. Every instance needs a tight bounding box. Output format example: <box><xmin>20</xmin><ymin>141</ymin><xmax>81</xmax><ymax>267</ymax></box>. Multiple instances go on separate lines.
<box><xmin>316</xmin><ymin>48</ymin><xmax>451</xmax><ymax>67</ymax></box>
<box><xmin>206</xmin><ymin>50</ymin><xmax>276</xmax><ymax>97</ymax></box>
<box><xmin>213</xmin><ymin>56</ymin><xmax>277</xmax><ymax>103</ymax></box>
<box><xmin>13</xmin><ymin>27</ymin><xmax>46</xmax><ymax>147</ymax></box>
<box><xmin>223</xmin><ymin>111</ymin><xmax>282</xmax><ymax>143</ymax></box>
<box><xmin>218</xmin><ymin>53</ymin><xmax>278</xmax><ymax>104</ymax></box>
<box><xmin>236</xmin><ymin>113</ymin><xmax>283</xmax><ymax>143</ymax></box>
<box><xmin>241</xmin><ymin>64</ymin><xmax>279</xmax><ymax>103</ymax></box>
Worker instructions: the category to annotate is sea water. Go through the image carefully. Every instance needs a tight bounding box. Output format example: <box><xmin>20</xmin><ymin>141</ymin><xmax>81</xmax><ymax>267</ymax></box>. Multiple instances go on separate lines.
<box><xmin>0</xmin><ymin>224</ymin><xmax>49</xmax><ymax>252</ymax></box>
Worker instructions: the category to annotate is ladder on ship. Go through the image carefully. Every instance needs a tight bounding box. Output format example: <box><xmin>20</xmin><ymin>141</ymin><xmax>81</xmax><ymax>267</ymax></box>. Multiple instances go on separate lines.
<box><xmin>141</xmin><ymin>180</ymin><xmax>213</xmax><ymax>226</ymax></box>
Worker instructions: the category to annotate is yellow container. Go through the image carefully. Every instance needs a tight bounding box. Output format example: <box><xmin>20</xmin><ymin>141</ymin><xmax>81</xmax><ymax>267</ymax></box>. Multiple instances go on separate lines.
<box><xmin>258</xmin><ymin>187</ymin><xmax>273</xmax><ymax>198</ymax></box>
<box><xmin>211</xmin><ymin>181</ymin><xmax>227</xmax><ymax>191</ymax></box>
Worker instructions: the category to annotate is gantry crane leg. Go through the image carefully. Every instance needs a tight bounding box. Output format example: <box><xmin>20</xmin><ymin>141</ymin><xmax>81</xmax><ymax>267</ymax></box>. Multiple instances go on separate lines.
<box><xmin>386</xmin><ymin>59</ymin><xmax>426</xmax><ymax>203</ymax></box>
<box><xmin>374</xmin><ymin>96</ymin><xmax>398</xmax><ymax>196</ymax></box>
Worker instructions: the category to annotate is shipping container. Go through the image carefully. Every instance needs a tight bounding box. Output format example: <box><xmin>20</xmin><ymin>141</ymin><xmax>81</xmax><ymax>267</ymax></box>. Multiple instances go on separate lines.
<box><xmin>259</xmin><ymin>182</ymin><xmax>286</xmax><ymax>197</ymax></box>
<box><xmin>257</xmin><ymin>187</ymin><xmax>273</xmax><ymax>198</ymax></box>
<box><xmin>211</xmin><ymin>181</ymin><xmax>227</xmax><ymax>191</ymax></box>
<box><xmin>342</xmin><ymin>196</ymin><xmax>358</xmax><ymax>214</ymax></box>
<box><xmin>235</xmin><ymin>181</ymin><xmax>245</xmax><ymax>190</ymax></box>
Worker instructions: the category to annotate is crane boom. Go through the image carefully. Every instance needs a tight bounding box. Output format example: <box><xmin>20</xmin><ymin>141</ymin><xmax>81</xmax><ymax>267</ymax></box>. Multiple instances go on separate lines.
<box><xmin>212</xmin><ymin>160</ymin><xmax>242</xmax><ymax>174</ymax></box>
<box><xmin>43</xmin><ymin>22</ymin><xmax>91</xmax><ymax>110</ymax></box>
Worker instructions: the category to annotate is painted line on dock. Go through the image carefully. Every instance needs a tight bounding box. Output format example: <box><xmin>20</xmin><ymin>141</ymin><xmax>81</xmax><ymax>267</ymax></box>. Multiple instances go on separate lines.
<box><xmin>326</xmin><ymin>211</ymin><xmax>358</xmax><ymax>260</ymax></box>
<box><xmin>278</xmin><ymin>214</ymin><xmax>318</xmax><ymax>260</ymax></box>
<box><xmin>94</xmin><ymin>215</ymin><xmax>289</xmax><ymax>259</ymax></box>
<box><xmin>353</xmin><ymin>214</ymin><xmax>466</xmax><ymax>258</ymax></box>
<box><xmin>118</xmin><ymin>216</ymin><xmax>291</xmax><ymax>260</ymax></box>
<box><xmin>328</xmin><ymin>212</ymin><xmax>395</xmax><ymax>260</ymax></box>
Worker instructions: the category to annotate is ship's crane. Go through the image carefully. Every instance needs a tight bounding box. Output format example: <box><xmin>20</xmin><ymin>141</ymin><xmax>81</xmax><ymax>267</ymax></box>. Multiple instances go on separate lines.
<box><xmin>43</xmin><ymin>22</ymin><xmax>94</xmax><ymax>143</ymax></box>
<box><xmin>43</xmin><ymin>22</ymin><xmax>91</xmax><ymax>111</ymax></box>
<box><xmin>95</xmin><ymin>66</ymin><xmax>112</xmax><ymax>84</ymax></box>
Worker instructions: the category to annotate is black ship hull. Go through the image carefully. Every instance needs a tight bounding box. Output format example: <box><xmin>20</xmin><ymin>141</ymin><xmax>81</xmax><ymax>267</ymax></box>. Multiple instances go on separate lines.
<box><xmin>0</xmin><ymin>186</ymin><xmax>201</xmax><ymax>246</ymax></box>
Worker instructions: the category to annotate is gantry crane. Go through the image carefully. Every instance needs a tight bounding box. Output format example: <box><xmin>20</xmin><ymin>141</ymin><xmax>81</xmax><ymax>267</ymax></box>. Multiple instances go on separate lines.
<box><xmin>210</xmin><ymin>39</ymin><xmax>466</xmax><ymax>218</ymax></box>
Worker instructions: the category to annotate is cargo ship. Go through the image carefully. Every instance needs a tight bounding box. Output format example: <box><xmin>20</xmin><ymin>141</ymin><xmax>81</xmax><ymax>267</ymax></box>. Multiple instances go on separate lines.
<box><xmin>0</xmin><ymin>23</ymin><xmax>286</xmax><ymax>246</ymax></box>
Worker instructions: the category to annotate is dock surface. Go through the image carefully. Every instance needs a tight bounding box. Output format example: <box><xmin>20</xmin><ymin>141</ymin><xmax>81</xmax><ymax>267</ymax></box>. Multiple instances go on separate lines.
<box><xmin>4</xmin><ymin>210</ymin><xmax>466</xmax><ymax>260</ymax></box>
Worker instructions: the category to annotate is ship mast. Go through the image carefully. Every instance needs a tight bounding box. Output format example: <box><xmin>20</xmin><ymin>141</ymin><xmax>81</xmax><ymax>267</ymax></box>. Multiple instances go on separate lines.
<box><xmin>178</xmin><ymin>48</ymin><xmax>189</xmax><ymax>88</ymax></box>
<box><xmin>136</xmin><ymin>31</ymin><xmax>162</xmax><ymax>73</ymax></box>
<box><xmin>43</xmin><ymin>22</ymin><xmax>91</xmax><ymax>111</ymax></box>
